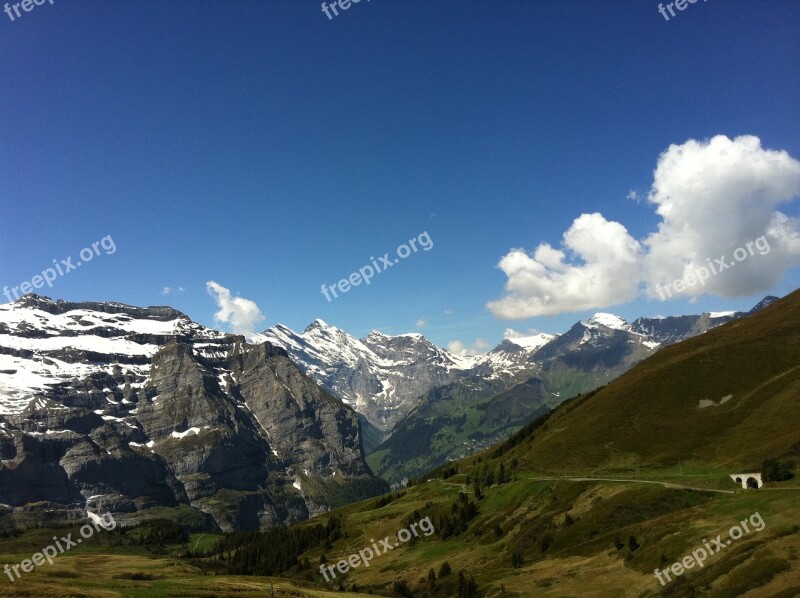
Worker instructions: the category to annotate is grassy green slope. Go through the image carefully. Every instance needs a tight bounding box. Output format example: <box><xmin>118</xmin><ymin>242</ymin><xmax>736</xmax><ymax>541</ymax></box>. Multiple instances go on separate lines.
<box><xmin>509</xmin><ymin>289</ymin><xmax>800</xmax><ymax>473</ymax></box>
<box><xmin>3</xmin><ymin>472</ymin><xmax>798</xmax><ymax>597</ymax></box>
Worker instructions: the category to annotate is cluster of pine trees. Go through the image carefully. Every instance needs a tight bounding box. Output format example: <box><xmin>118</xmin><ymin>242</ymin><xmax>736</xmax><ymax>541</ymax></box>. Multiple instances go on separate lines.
<box><xmin>62</xmin><ymin>518</ymin><xmax>188</xmax><ymax>551</ymax></box>
<box><xmin>409</xmin><ymin>561</ymin><xmax>481</xmax><ymax>597</ymax></box>
<box><xmin>373</xmin><ymin>491</ymin><xmax>405</xmax><ymax>509</ymax></box>
<box><xmin>433</xmin><ymin>491</ymin><xmax>479</xmax><ymax>539</ymax></box>
<box><xmin>439</xmin><ymin>465</ymin><xmax>459</xmax><ymax>479</ymax></box>
<box><xmin>221</xmin><ymin>517</ymin><xmax>343</xmax><ymax>576</ymax></box>
<box><xmin>127</xmin><ymin>519</ymin><xmax>188</xmax><ymax>547</ymax></box>
<box><xmin>466</xmin><ymin>459</ymin><xmax>511</xmax><ymax>499</ymax></box>
<box><xmin>763</xmin><ymin>457</ymin><xmax>795</xmax><ymax>482</ymax></box>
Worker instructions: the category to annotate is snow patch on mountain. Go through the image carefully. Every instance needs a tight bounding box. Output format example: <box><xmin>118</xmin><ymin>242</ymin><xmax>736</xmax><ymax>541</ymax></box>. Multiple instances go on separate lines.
<box><xmin>581</xmin><ymin>313</ymin><xmax>631</xmax><ymax>332</ymax></box>
<box><xmin>260</xmin><ymin>320</ymin><xmax>480</xmax><ymax>430</ymax></box>
<box><xmin>0</xmin><ymin>296</ymin><xmax>226</xmax><ymax>415</ymax></box>
<box><xmin>504</xmin><ymin>332</ymin><xmax>557</xmax><ymax>351</ymax></box>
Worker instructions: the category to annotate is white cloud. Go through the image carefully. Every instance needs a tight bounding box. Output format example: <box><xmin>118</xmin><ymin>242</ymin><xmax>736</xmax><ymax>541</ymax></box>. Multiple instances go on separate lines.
<box><xmin>161</xmin><ymin>287</ymin><xmax>171</xmax><ymax>296</ymax></box>
<box><xmin>488</xmin><ymin>135</ymin><xmax>800</xmax><ymax>318</ymax></box>
<box><xmin>206</xmin><ymin>281</ymin><xmax>265</xmax><ymax>339</ymax></box>
<box><xmin>443</xmin><ymin>309</ymin><xmax>454</xmax><ymax>316</ymax></box>
<box><xmin>487</xmin><ymin>213</ymin><xmax>642</xmax><ymax>318</ymax></box>
<box><xmin>448</xmin><ymin>338</ymin><xmax>489</xmax><ymax>356</ymax></box>
<box><xmin>643</xmin><ymin>135</ymin><xmax>800</xmax><ymax>298</ymax></box>
<box><xmin>415</xmin><ymin>319</ymin><xmax>427</xmax><ymax>328</ymax></box>
<box><xmin>626</xmin><ymin>190</ymin><xmax>640</xmax><ymax>202</ymax></box>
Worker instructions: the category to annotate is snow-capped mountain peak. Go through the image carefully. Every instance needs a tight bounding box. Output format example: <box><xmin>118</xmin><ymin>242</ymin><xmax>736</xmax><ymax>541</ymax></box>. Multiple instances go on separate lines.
<box><xmin>581</xmin><ymin>313</ymin><xmax>631</xmax><ymax>331</ymax></box>
<box><xmin>708</xmin><ymin>311</ymin><xmax>736</xmax><ymax>318</ymax></box>
<box><xmin>365</xmin><ymin>329</ymin><xmax>426</xmax><ymax>341</ymax></box>
<box><xmin>262</xmin><ymin>320</ymin><xmax>477</xmax><ymax>431</ymax></box>
<box><xmin>505</xmin><ymin>332</ymin><xmax>558</xmax><ymax>351</ymax></box>
<box><xmin>304</xmin><ymin>318</ymin><xmax>332</xmax><ymax>332</ymax></box>
<box><xmin>365</xmin><ymin>329</ymin><xmax>389</xmax><ymax>339</ymax></box>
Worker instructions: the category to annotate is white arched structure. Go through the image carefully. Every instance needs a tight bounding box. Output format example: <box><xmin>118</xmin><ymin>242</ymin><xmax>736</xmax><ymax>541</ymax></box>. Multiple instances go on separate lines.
<box><xmin>729</xmin><ymin>473</ymin><xmax>763</xmax><ymax>489</ymax></box>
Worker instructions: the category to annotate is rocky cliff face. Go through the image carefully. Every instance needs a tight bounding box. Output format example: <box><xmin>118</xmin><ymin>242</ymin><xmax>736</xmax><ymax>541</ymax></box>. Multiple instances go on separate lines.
<box><xmin>0</xmin><ymin>296</ymin><xmax>386</xmax><ymax>531</ymax></box>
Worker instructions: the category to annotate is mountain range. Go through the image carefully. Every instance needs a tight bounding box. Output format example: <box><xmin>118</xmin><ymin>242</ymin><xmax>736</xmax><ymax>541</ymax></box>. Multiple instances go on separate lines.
<box><xmin>0</xmin><ymin>293</ymin><xmax>778</xmax><ymax>526</ymax></box>
<box><xmin>261</xmin><ymin>300</ymin><xmax>775</xmax><ymax>483</ymax></box>
<box><xmin>259</xmin><ymin>309</ymin><xmax>761</xmax><ymax>432</ymax></box>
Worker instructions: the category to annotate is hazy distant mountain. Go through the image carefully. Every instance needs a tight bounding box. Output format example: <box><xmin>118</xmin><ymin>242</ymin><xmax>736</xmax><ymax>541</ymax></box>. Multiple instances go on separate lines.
<box><xmin>367</xmin><ymin>375</ymin><xmax>550</xmax><ymax>485</ymax></box>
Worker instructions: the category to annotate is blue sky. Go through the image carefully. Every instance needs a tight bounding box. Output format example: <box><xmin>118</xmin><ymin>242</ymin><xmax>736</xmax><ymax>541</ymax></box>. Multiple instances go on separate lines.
<box><xmin>2</xmin><ymin>0</ymin><xmax>800</xmax><ymax>351</ymax></box>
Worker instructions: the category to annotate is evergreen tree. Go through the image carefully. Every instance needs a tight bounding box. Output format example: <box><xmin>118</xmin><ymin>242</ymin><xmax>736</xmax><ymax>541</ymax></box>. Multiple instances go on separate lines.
<box><xmin>393</xmin><ymin>580</ymin><xmax>412</xmax><ymax>597</ymax></box>
<box><xmin>428</xmin><ymin>567</ymin><xmax>437</xmax><ymax>591</ymax></box>
<box><xmin>473</xmin><ymin>478</ymin><xmax>483</xmax><ymax>500</ymax></box>
<box><xmin>484</xmin><ymin>466</ymin><xmax>495</xmax><ymax>486</ymax></box>
<box><xmin>498</xmin><ymin>463</ymin><xmax>507</xmax><ymax>484</ymax></box>
<box><xmin>464</xmin><ymin>576</ymin><xmax>479</xmax><ymax>598</ymax></box>
<box><xmin>457</xmin><ymin>570</ymin><xmax>478</xmax><ymax>598</ymax></box>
